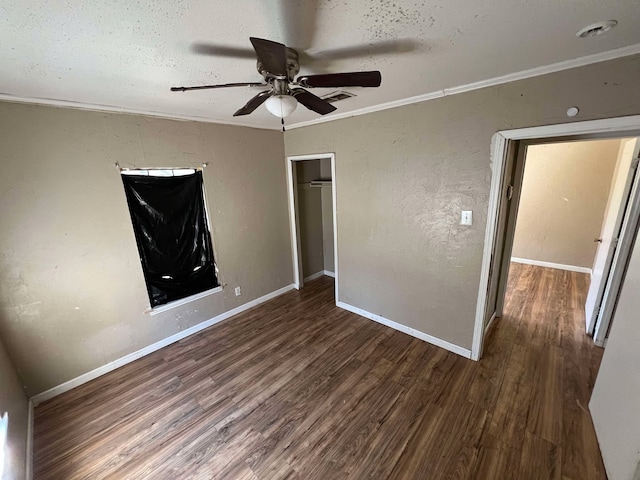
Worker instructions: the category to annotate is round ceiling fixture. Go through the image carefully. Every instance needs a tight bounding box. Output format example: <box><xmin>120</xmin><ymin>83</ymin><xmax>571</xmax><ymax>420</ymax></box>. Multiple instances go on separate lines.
<box><xmin>566</xmin><ymin>107</ymin><xmax>579</xmax><ymax>117</ymax></box>
<box><xmin>576</xmin><ymin>20</ymin><xmax>618</xmax><ymax>38</ymax></box>
<box><xmin>265</xmin><ymin>95</ymin><xmax>298</xmax><ymax>118</ymax></box>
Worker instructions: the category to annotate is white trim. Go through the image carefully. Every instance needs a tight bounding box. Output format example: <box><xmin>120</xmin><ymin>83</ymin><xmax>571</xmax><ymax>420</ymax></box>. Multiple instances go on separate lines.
<box><xmin>442</xmin><ymin>44</ymin><xmax>640</xmax><ymax>96</ymax></box>
<box><xmin>287</xmin><ymin>91</ymin><xmax>445</xmax><ymax>129</ymax></box>
<box><xmin>3</xmin><ymin>44</ymin><xmax>638</xmax><ymax>133</ymax></box>
<box><xmin>147</xmin><ymin>286</ymin><xmax>223</xmax><ymax>315</ymax></box>
<box><xmin>303</xmin><ymin>270</ymin><xmax>336</xmax><ymax>282</ymax></box>
<box><xmin>26</xmin><ymin>400</ymin><xmax>33</xmax><ymax>480</ymax></box>
<box><xmin>593</xmin><ymin>145</ymin><xmax>640</xmax><ymax>345</ymax></box>
<box><xmin>286</xmin><ymin>153</ymin><xmax>339</xmax><ymax>305</ymax></box>
<box><xmin>303</xmin><ymin>271</ymin><xmax>325</xmax><ymax>282</ymax></box>
<box><xmin>472</xmin><ymin>132</ymin><xmax>508</xmax><ymax>361</ymax></box>
<box><xmin>484</xmin><ymin>312</ymin><xmax>498</xmax><ymax>339</ymax></box>
<box><xmin>287</xmin><ymin>43</ymin><xmax>640</xmax><ymax>130</ymax></box>
<box><xmin>473</xmin><ymin>114</ymin><xmax>640</xmax><ymax>362</ymax></box>
<box><xmin>500</xmin><ymin>115</ymin><xmax>640</xmax><ymax>140</ymax></box>
<box><xmin>331</xmin><ymin>155</ymin><xmax>339</xmax><ymax>303</ymax></box>
<box><xmin>30</xmin><ymin>284</ymin><xmax>295</xmax><ymax>406</ymax></box>
<box><xmin>336</xmin><ymin>301</ymin><xmax>472</xmax><ymax>359</ymax></box>
<box><xmin>285</xmin><ymin>157</ymin><xmax>303</xmax><ymax>290</ymax></box>
<box><xmin>510</xmin><ymin>257</ymin><xmax>592</xmax><ymax>274</ymax></box>
<box><xmin>0</xmin><ymin>94</ymin><xmax>280</xmax><ymax>130</ymax></box>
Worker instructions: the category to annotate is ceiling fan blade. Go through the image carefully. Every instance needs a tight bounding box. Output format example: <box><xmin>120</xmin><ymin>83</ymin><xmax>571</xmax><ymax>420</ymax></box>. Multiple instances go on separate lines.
<box><xmin>311</xmin><ymin>39</ymin><xmax>419</xmax><ymax>60</ymax></box>
<box><xmin>190</xmin><ymin>43</ymin><xmax>256</xmax><ymax>59</ymax></box>
<box><xmin>290</xmin><ymin>88</ymin><xmax>337</xmax><ymax>115</ymax></box>
<box><xmin>233</xmin><ymin>90</ymin><xmax>273</xmax><ymax>117</ymax></box>
<box><xmin>297</xmin><ymin>71</ymin><xmax>381</xmax><ymax>88</ymax></box>
<box><xmin>276</xmin><ymin>0</ymin><xmax>320</xmax><ymax>50</ymax></box>
<box><xmin>249</xmin><ymin>37</ymin><xmax>288</xmax><ymax>76</ymax></box>
<box><xmin>171</xmin><ymin>82</ymin><xmax>267</xmax><ymax>92</ymax></box>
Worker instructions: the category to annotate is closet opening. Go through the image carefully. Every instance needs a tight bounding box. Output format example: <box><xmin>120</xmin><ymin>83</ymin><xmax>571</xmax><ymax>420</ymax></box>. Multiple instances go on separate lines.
<box><xmin>286</xmin><ymin>153</ymin><xmax>338</xmax><ymax>303</ymax></box>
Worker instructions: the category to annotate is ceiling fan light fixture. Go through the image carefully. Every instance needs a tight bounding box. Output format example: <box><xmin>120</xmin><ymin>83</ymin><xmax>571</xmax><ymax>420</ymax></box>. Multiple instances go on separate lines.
<box><xmin>265</xmin><ymin>95</ymin><xmax>298</xmax><ymax>118</ymax></box>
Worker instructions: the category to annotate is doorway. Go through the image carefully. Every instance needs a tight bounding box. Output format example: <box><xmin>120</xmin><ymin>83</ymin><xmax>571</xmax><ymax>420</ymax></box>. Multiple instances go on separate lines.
<box><xmin>473</xmin><ymin>116</ymin><xmax>640</xmax><ymax>360</ymax></box>
<box><xmin>286</xmin><ymin>153</ymin><xmax>338</xmax><ymax>302</ymax></box>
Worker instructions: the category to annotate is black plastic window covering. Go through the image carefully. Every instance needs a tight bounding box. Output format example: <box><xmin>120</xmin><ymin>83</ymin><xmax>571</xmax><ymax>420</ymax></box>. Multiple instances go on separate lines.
<box><xmin>121</xmin><ymin>171</ymin><xmax>219</xmax><ymax>307</ymax></box>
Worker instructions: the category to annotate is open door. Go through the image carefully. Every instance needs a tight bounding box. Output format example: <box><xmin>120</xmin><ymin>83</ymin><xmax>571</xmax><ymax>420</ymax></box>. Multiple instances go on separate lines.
<box><xmin>483</xmin><ymin>140</ymin><xmax>524</xmax><ymax>330</ymax></box>
<box><xmin>592</xmin><ymin>144</ymin><xmax>640</xmax><ymax>345</ymax></box>
<box><xmin>585</xmin><ymin>139</ymin><xmax>640</xmax><ymax>334</ymax></box>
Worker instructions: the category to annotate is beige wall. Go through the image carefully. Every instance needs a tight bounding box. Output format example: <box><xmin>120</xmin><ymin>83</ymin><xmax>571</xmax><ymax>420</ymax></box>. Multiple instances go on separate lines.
<box><xmin>319</xmin><ymin>158</ymin><xmax>334</xmax><ymax>273</ymax></box>
<box><xmin>295</xmin><ymin>159</ymin><xmax>335</xmax><ymax>277</ymax></box>
<box><xmin>284</xmin><ymin>54</ymin><xmax>640</xmax><ymax>350</ymax></box>
<box><xmin>321</xmin><ymin>186</ymin><xmax>335</xmax><ymax>273</ymax></box>
<box><xmin>590</xmin><ymin>236</ymin><xmax>640</xmax><ymax>480</ymax></box>
<box><xmin>512</xmin><ymin>139</ymin><xmax>621</xmax><ymax>268</ymax></box>
<box><xmin>298</xmin><ymin>187</ymin><xmax>324</xmax><ymax>277</ymax></box>
<box><xmin>0</xmin><ymin>102</ymin><xmax>292</xmax><ymax>395</ymax></box>
<box><xmin>0</xmin><ymin>337</ymin><xmax>28</xmax><ymax>480</ymax></box>
<box><xmin>297</xmin><ymin>160</ymin><xmax>325</xmax><ymax>277</ymax></box>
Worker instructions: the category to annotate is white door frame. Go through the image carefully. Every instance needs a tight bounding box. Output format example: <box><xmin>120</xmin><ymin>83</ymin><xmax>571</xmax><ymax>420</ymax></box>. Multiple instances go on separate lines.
<box><xmin>593</xmin><ymin>152</ymin><xmax>640</xmax><ymax>346</ymax></box>
<box><xmin>286</xmin><ymin>152</ymin><xmax>339</xmax><ymax>303</ymax></box>
<box><xmin>472</xmin><ymin>115</ymin><xmax>640</xmax><ymax>361</ymax></box>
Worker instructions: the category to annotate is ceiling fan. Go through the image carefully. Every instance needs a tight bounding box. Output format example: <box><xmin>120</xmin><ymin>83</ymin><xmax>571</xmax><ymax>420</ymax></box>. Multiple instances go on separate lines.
<box><xmin>171</xmin><ymin>37</ymin><xmax>382</xmax><ymax>119</ymax></box>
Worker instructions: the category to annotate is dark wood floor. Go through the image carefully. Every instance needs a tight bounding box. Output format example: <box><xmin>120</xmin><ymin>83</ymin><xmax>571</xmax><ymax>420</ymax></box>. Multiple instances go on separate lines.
<box><xmin>34</xmin><ymin>263</ymin><xmax>606</xmax><ymax>479</ymax></box>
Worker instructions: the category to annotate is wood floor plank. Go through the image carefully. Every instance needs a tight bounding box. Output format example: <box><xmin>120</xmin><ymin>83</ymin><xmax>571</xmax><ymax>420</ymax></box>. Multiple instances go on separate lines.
<box><xmin>33</xmin><ymin>267</ymin><xmax>607</xmax><ymax>479</ymax></box>
<box><xmin>526</xmin><ymin>344</ymin><xmax>564</xmax><ymax>444</ymax></box>
<box><xmin>345</xmin><ymin>383</ymin><xmax>434</xmax><ymax>479</ymax></box>
<box><xmin>473</xmin><ymin>433</ymin><xmax>522</xmax><ymax>480</ymax></box>
<box><xmin>518</xmin><ymin>431</ymin><xmax>562</xmax><ymax>480</ymax></box>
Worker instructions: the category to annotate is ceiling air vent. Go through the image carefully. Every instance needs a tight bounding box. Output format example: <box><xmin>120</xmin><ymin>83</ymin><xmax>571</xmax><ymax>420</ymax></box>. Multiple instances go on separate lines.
<box><xmin>576</xmin><ymin>20</ymin><xmax>618</xmax><ymax>38</ymax></box>
<box><xmin>321</xmin><ymin>91</ymin><xmax>356</xmax><ymax>103</ymax></box>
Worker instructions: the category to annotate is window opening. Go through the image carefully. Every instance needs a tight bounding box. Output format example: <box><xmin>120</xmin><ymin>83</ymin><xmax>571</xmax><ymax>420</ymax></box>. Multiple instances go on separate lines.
<box><xmin>121</xmin><ymin>168</ymin><xmax>219</xmax><ymax>308</ymax></box>
<box><xmin>0</xmin><ymin>412</ymin><xmax>7</xmax><ymax>479</ymax></box>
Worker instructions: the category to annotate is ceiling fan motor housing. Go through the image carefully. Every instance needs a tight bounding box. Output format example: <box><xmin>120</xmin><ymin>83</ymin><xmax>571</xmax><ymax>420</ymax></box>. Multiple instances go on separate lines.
<box><xmin>257</xmin><ymin>47</ymin><xmax>300</xmax><ymax>83</ymax></box>
<box><xmin>172</xmin><ymin>37</ymin><xmax>380</xmax><ymax>118</ymax></box>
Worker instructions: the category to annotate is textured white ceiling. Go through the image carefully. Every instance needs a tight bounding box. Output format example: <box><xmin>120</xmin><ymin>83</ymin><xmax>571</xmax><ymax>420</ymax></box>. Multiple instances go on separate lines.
<box><xmin>2</xmin><ymin>0</ymin><xmax>639</xmax><ymax>129</ymax></box>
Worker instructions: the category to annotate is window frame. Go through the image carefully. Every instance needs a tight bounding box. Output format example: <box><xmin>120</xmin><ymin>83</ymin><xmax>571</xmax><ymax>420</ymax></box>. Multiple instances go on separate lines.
<box><xmin>120</xmin><ymin>167</ymin><xmax>222</xmax><ymax>314</ymax></box>
<box><xmin>0</xmin><ymin>412</ymin><xmax>7</xmax><ymax>479</ymax></box>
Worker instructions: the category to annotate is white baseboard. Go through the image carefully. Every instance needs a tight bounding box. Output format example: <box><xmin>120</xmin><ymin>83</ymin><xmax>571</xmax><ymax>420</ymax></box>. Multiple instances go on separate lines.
<box><xmin>30</xmin><ymin>284</ymin><xmax>296</xmax><ymax>406</ymax></box>
<box><xmin>303</xmin><ymin>271</ymin><xmax>325</xmax><ymax>282</ymax></box>
<box><xmin>484</xmin><ymin>313</ymin><xmax>498</xmax><ymax>339</ymax></box>
<box><xmin>511</xmin><ymin>257</ymin><xmax>592</xmax><ymax>274</ymax></box>
<box><xmin>26</xmin><ymin>399</ymin><xmax>33</xmax><ymax>480</ymax></box>
<box><xmin>336</xmin><ymin>301</ymin><xmax>472</xmax><ymax>359</ymax></box>
<box><xmin>303</xmin><ymin>270</ymin><xmax>336</xmax><ymax>282</ymax></box>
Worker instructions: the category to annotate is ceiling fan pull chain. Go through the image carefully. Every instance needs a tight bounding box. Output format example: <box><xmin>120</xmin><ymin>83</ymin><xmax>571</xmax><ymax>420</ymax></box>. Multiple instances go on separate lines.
<box><xmin>281</xmin><ymin>117</ymin><xmax>285</xmax><ymax>132</ymax></box>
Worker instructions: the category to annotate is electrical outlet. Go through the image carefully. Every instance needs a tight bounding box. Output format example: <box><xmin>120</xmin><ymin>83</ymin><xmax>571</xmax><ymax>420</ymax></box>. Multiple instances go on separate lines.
<box><xmin>461</xmin><ymin>210</ymin><xmax>473</xmax><ymax>226</ymax></box>
<box><xmin>234</xmin><ymin>286</ymin><xmax>241</xmax><ymax>296</ymax></box>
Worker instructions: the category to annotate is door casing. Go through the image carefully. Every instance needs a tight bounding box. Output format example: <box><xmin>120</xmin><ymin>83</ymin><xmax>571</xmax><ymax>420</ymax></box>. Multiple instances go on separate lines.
<box><xmin>472</xmin><ymin>115</ymin><xmax>640</xmax><ymax>361</ymax></box>
<box><xmin>285</xmin><ymin>152</ymin><xmax>339</xmax><ymax>304</ymax></box>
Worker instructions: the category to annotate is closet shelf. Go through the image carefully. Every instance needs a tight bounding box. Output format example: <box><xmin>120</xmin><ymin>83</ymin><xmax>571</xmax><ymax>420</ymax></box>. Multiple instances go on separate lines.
<box><xmin>310</xmin><ymin>180</ymin><xmax>332</xmax><ymax>188</ymax></box>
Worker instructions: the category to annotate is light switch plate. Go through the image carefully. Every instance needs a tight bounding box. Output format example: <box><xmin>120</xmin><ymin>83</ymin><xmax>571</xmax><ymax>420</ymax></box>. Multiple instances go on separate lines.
<box><xmin>461</xmin><ymin>210</ymin><xmax>473</xmax><ymax>226</ymax></box>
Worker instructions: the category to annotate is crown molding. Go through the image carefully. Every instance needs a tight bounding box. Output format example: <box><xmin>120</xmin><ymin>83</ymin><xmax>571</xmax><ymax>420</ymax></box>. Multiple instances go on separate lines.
<box><xmin>286</xmin><ymin>90</ymin><xmax>446</xmax><ymax>130</ymax></box>
<box><xmin>443</xmin><ymin>43</ymin><xmax>640</xmax><ymax>96</ymax></box>
<box><xmin>0</xmin><ymin>93</ymin><xmax>280</xmax><ymax>130</ymax></box>
<box><xmin>286</xmin><ymin>43</ymin><xmax>640</xmax><ymax>130</ymax></box>
<box><xmin>1</xmin><ymin>43</ymin><xmax>639</xmax><ymax>132</ymax></box>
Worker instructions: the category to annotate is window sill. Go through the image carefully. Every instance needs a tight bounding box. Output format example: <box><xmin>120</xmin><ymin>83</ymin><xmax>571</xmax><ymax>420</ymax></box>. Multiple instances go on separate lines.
<box><xmin>146</xmin><ymin>286</ymin><xmax>223</xmax><ymax>315</ymax></box>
